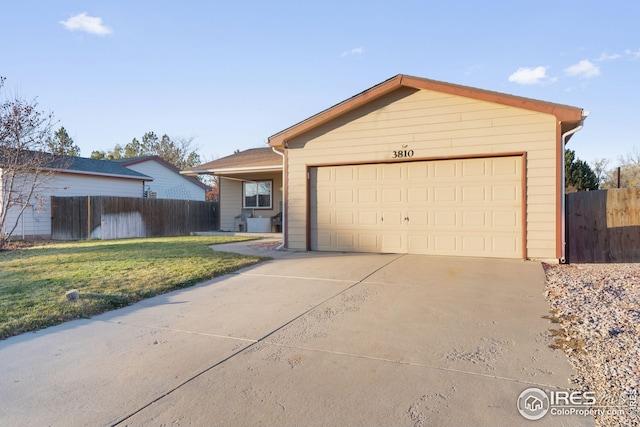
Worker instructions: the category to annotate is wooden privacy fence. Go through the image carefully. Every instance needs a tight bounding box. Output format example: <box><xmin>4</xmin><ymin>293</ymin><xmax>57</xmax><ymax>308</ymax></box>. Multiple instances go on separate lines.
<box><xmin>51</xmin><ymin>196</ymin><xmax>219</xmax><ymax>240</ymax></box>
<box><xmin>566</xmin><ymin>188</ymin><xmax>640</xmax><ymax>263</ymax></box>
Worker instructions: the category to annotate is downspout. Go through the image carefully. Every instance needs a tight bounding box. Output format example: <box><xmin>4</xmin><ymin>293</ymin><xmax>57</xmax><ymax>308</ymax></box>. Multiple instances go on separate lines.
<box><xmin>560</xmin><ymin>111</ymin><xmax>589</xmax><ymax>263</ymax></box>
<box><xmin>272</xmin><ymin>146</ymin><xmax>285</xmax><ymax>250</ymax></box>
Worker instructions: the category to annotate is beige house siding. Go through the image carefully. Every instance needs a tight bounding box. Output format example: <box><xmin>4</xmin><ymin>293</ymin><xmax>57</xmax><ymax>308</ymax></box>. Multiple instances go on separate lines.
<box><xmin>219</xmin><ymin>172</ymin><xmax>283</xmax><ymax>231</ymax></box>
<box><xmin>285</xmin><ymin>87</ymin><xmax>559</xmax><ymax>259</ymax></box>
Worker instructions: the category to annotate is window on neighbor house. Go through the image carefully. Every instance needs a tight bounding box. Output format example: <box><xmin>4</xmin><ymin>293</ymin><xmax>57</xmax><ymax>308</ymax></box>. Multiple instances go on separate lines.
<box><xmin>243</xmin><ymin>180</ymin><xmax>272</xmax><ymax>209</ymax></box>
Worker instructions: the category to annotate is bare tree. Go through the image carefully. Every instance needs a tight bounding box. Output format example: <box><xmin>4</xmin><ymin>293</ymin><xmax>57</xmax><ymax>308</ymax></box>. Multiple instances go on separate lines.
<box><xmin>601</xmin><ymin>148</ymin><xmax>640</xmax><ymax>189</ymax></box>
<box><xmin>0</xmin><ymin>77</ymin><xmax>57</xmax><ymax>248</ymax></box>
<box><xmin>591</xmin><ymin>157</ymin><xmax>610</xmax><ymax>188</ymax></box>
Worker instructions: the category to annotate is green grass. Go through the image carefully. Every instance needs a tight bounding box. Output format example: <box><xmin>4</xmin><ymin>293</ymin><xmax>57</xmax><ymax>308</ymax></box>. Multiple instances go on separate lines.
<box><xmin>0</xmin><ymin>235</ymin><xmax>266</xmax><ymax>339</ymax></box>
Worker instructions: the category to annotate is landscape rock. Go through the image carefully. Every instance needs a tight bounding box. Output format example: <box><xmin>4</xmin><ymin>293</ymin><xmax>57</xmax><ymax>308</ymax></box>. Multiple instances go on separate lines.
<box><xmin>65</xmin><ymin>289</ymin><xmax>79</xmax><ymax>302</ymax></box>
<box><xmin>544</xmin><ymin>263</ymin><xmax>640</xmax><ymax>427</ymax></box>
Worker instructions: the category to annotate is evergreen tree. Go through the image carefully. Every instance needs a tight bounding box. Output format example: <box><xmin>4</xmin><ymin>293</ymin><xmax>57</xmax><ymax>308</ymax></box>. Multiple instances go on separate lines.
<box><xmin>565</xmin><ymin>149</ymin><xmax>598</xmax><ymax>192</ymax></box>
<box><xmin>47</xmin><ymin>126</ymin><xmax>80</xmax><ymax>156</ymax></box>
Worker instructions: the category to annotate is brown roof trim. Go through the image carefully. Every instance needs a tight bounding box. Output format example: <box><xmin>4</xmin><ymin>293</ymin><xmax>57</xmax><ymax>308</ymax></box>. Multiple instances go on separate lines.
<box><xmin>182</xmin><ymin>147</ymin><xmax>282</xmax><ymax>176</ymax></box>
<box><xmin>268</xmin><ymin>74</ymin><xmax>585</xmax><ymax>147</ymax></box>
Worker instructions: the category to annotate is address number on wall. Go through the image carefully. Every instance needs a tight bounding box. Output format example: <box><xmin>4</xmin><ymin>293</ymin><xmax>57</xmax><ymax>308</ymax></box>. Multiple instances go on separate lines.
<box><xmin>392</xmin><ymin>150</ymin><xmax>414</xmax><ymax>159</ymax></box>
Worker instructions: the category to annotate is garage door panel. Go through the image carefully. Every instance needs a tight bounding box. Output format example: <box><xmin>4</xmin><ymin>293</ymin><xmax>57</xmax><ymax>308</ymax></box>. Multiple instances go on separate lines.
<box><xmin>434</xmin><ymin>235</ymin><xmax>458</xmax><ymax>252</ymax></box>
<box><xmin>492</xmin><ymin>157</ymin><xmax>518</xmax><ymax>175</ymax></box>
<box><xmin>382</xmin><ymin>211</ymin><xmax>403</xmax><ymax>226</ymax></box>
<box><xmin>407</xmin><ymin>162</ymin><xmax>428</xmax><ymax>178</ymax></box>
<box><xmin>335</xmin><ymin>189</ymin><xmax>354</xmax><ymax>203</ymax></box>
<box><xmin>492</xmin><ymin>211</ymin><xmax>518</xmax><ymax>228</ymax></box>
<box><xmin>462</xmin><ymin>211</ymin><xmax>487</xmax><ymax>227</ymax></box>
<box><xmin>336</xmin><ymin>233</ymin><xmax>355</xmax><ymax>247</ymax></box>
<box><xmin>336</xmin><ymin>167</ymin><xmax>355</xmax><ymax>181</ymax></box>
<box><xmin>406</xmin><ymin>211</ymin><xmax>428</xmax><ymax>226</ymax></box>
<box><xmin>357</xmin><ymin>164</ymin><xmax>379</xmax><ymax>181</ymax></box>
<box><xmin>462</xmin><ymin>186</ymin><xmax>486</xmax><ymax>202</ymax></box>
<box><xmin>382</xmin><ymin>234</ymin><xmax>404</xmax><ymax>253</ymax></box>
<box><xmin>317</xmin><ymin>190</ymin><xmax>332</xmax><ymax>204</ymax></box>
<box><xmin>359</xmin><ymin>234</ymin><xmax>378</xmax><ymax>250</ymax></box>
<box><xmin>462</xmin><ymin>236</ymin><xmax>487</xmax><ymax>252</ymax></box>
<box><xmin>434</xmin><ymin>162</ymin><xmax>457</xmax><ymax>178</ymax></box>
<box><xmin>434</xmin><ymin>187</ymin><xmax>457</xmax><ymax>202</ymax></box>
<box><xmin>407</xmin><ymin>234</ymin><xmax>430</xmax><ymax>252</ymax></box>
<box><xmin>316</xmin><ymin>212</ymin><xmax>332</xmax><ymax>226</ymax></box>
<box><xmin>462</xmin><ymin>159</ymin><xmax>487</xmax><ymax>176</ymax></box>
<box><xmin>492</xmin><ymin>236</ymin><xmax>519</xmax><ymax>253</ymax></box>
<box><xmin>434</xmin><ymin>211</ymin><xmax>457</xmax><ymax>227</ymax></box>
<box><xmin>383</xmin><ymin>164</ymin><xmax>403</xmax><ymax>180</ymax></box>
<box><xmin>310</xmin><ymin>156</ymin><xmax>523</xmax><ymax>258</ymax></box>
<box><xmin>336</xmin><ymin>211</ymin><xmax>354</xmax><ymax>225</ymax></box>
<box><xmin>358</xmin><ymin>189</ymin><xmax>378</xmax><ymax>203</ymax></box>
<box><xmin>359</xmin><ymin>211</ymin><xmax>379</xmax><ymax>226</ymax></box>
<box><xmin>316</xmin><ymin>234</ymin><xmax>332</xmax><ymax>249</ymax></box>
<box><xmin>492</xmin><ymin>185</ymin><xmax>518</xmax><ymax>201</ymax></box>
<box><xmin>407</xmin><ymin>187</ymin><xmax>428</xmax><ymax>202</ymax></box>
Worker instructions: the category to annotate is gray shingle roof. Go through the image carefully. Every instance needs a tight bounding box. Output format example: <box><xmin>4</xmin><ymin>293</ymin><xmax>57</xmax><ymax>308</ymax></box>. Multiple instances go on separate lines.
<box><xmin>0</xmin><ymin>150</ymin><xmax>151</xmax><ymax>180</ymax></box>
<box><xmin>63</xmin><ymin>156</ymin><xmax>152</xmax><ymax>180</ymax></box>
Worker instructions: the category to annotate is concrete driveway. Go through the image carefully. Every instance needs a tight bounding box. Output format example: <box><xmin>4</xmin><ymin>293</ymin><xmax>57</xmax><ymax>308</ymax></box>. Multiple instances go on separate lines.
<box><xmin>0</xmin><ymin>240</ymin><xmax>593</xmax><ymax>426</ymax></box>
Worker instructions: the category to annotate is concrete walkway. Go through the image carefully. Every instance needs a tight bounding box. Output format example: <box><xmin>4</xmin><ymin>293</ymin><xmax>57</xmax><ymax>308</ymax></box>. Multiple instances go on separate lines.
<box><xmin>0</xmin><ymin>240</ymin><xmax>593</xmax><ymax>426</ymax></box>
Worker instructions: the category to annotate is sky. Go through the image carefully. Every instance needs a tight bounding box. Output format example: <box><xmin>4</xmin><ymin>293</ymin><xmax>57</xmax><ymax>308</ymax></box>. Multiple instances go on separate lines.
<box><xmin>1</xmin><ymin>1</ymin><xmax>638</xmax><ymax>167</ymax></box>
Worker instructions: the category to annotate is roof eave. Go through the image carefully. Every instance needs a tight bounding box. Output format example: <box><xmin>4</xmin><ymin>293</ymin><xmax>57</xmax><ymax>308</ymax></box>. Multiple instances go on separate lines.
<box><xmin>181</xmin><ymin>165</ymin><xmax>283</xmax><ymax>176</ymax></box>
<box><xmin>268</xmin><ymin>74</ymin><xmax>585</xmax><ymax>148</ymax></box>
<box><xmin>43</xmin><ymin>167</ymin><xmax>153</xmax><ymax>181</ymax></box>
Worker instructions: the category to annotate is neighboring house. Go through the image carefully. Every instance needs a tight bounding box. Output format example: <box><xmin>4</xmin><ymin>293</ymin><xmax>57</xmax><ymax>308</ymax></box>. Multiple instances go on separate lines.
<box><xmin>0</xmin><ymin>154</ymin><xmax>151</xmax><ymax>238</ymax></box>
<box><xmin>182</xmin><ymin>148</ymin><xmax>282</xmax><ymax>231</ymax></box>
<box><xmin>114</xmin><ymin>156</ymin><xmax>209</xmax><ymax>201</ymax></box>
<box><xmin>187</xmin><ymin>74</ymin><xmax>588</xmax><ymax>261</ymax></box>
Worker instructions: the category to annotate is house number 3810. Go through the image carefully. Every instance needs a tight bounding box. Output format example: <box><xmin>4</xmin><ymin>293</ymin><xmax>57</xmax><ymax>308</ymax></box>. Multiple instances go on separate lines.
<box><xmin>392</xmin><ymin>149</ymin><xmax>414</xmax><ymax>159</ymax></box>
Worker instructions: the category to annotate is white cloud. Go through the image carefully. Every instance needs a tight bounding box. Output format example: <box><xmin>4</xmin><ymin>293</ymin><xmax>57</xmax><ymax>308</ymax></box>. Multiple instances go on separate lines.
<box><xmin>596</xmin><ymin>52</ymin><xmax>622</xmax><ymax>62</ymax></box>
<box><xmin>507</xmin><ymin>66</ymin><xmax>551</xmax><ymax>85</ymax></box>
<box><xmin>341</xmin><ymin>47</ymin><xmax>363</xmax><ymax>58</ymax></box>
<box><xmin>625</xmin><ymin>49</ymin><xmax>640</xmax><ymax>59</ymax></box>
<box><xmin>60</xmin><ymin>13</ymin><xmax>112</xmax><ymax>36</ymax></box>
<box><xmin>564</xmin><ymin>60</ymin><xmax>600</xmax><ymax>78</ymax></box>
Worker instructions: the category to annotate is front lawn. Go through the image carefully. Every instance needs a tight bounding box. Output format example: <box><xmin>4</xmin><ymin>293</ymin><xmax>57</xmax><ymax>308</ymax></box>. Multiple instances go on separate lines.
<box><xmin>0</xmin><ymin>236</ymin><xmax>265</xmax><ymax>339</ymax></box>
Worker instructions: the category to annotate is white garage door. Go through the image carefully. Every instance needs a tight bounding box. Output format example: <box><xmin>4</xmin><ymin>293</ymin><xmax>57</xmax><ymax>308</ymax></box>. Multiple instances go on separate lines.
<box><xmin>309</xmin><ymin>156</ymin><xmax>523</xmax><ymax>258</ymax></box>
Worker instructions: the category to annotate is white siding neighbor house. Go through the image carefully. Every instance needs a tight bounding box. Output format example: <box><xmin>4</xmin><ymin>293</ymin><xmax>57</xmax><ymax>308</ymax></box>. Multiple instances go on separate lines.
<box><xmin>114</xmin><ymin>156</ymin><xmax>209</xmax><ymax>201</ymax></box>
<box><xmin>0</xmin><ymin>155</ymin><xmax>151</xmax><ymax>238</ymax></box>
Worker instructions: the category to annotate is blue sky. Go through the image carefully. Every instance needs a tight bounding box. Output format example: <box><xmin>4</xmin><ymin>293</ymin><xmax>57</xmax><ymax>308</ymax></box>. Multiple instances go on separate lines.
<box><xmin>1</xmin><ymin>1</ymin><xmax>638</xmax><ymax>166</ymax></box>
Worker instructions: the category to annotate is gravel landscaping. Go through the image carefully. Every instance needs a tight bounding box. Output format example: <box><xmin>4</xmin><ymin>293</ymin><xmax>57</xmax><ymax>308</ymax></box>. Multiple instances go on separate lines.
<box><xmin>544</xmin><ymin>263</ymin><xmax>640</xmax><ymax>427</ymax></box>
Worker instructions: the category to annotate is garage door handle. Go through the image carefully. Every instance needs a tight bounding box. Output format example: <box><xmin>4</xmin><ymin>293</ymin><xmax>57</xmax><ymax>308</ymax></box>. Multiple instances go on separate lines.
<box><xmin>404</xmin><ymin>217</ymin><xmax>410</xmax><ymax>221</ymax></box>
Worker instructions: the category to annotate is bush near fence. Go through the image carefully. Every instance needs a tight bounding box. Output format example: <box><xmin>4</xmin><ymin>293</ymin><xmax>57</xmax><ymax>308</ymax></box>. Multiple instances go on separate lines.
<box><xmin>51</xmin><ymin>196</ymin><xmax>219</xmax><ymax>240</ymax></box>
<box><xmin>566</xmin><ymin>188</ymin><xmax>640</xmax><ymax>263</ymax></box>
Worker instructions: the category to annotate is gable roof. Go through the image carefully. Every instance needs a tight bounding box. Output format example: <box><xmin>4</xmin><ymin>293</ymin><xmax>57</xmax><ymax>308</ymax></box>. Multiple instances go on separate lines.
<box><xmin>0</xmin><ymin>150</ymin><xmax>151</xmax><ymax>181</ymax></box>
<box><xmin>112</xmin><ymin>155</ymin><xmax>210</xmax><ymax>190</ymax></box>
<box><xmin>181</xmin><ymin>147</ymin><xmax>282</xmax><ymax>175</ymax></box>
<box><xmin>269</xmin><ymin>74</ymin><xmax>586</xmax><ymax>147</ymax></box>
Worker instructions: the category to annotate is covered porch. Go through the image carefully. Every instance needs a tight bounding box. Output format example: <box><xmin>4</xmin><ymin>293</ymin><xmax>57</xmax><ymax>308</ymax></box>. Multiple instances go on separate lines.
<box><xmin>181</xmin><ymin>147</ymin><xmax>284</xmax><ymax>233</ymax></box>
